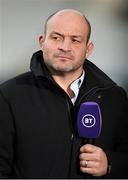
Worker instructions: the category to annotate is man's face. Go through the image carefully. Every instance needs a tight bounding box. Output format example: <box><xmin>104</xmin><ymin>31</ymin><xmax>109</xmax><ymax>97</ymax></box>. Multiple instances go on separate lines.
<box><xmin>39</xmin><ymin>11</ymin><xmax>93</xmax><ymax>74</ymax></box>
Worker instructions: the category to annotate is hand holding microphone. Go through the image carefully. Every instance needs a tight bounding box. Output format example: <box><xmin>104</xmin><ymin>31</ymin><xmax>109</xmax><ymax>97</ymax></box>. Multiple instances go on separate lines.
<box><xmin>79</xmin><ymin>144</ymin><xmax>108</xmax><ymax>176</ymax></box>
<box><xmin>77</xmin><ymin>102</ymin><xmax>108</xmax><ymax>177</ymax></box>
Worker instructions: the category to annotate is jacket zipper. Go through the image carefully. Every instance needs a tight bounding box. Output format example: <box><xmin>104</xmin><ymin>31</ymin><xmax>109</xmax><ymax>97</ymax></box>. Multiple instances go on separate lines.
<box><xmin>66</xmin><ymin>98</ymin><xmax>74</xmax><ymax>139</ymax></box>
<box><xmin>65</xmin><ymin>98</ymin><xmax>74</xmax><ymax>178</ymax></box>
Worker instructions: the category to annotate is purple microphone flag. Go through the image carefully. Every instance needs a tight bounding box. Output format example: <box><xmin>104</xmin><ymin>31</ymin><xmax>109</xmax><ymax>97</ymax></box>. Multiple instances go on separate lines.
<box><xmin>77</xmin><ymin>102</ymin><xmax>102</xmax><ymax>138</ymax></box>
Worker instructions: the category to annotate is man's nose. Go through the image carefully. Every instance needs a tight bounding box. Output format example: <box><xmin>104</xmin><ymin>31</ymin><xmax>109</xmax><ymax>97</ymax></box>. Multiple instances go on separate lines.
<box><xmin>58</xmin><ymin>39</ymin><xmax>72</xmax><ymax>52</ymax></box>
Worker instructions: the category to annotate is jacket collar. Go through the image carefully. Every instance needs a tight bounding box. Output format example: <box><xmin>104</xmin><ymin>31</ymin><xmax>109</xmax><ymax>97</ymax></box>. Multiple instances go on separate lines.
<box><xmin>30</xmin><ymin>50</ymin><xmax>52</xmax><ymax>80</ymax></box>
<box><xmin>83</xmin><ymin>60</ymin><xmax>116</xmax><ymax>89</ymax></box>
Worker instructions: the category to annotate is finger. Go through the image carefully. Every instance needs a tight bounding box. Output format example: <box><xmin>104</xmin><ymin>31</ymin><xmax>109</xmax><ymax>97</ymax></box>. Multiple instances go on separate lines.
<box><xmin>79</xmin><ymin>152</ymin><xmax>96</xmax><ymax>161</ymax></box>
<box><xmin>80</xmin><ymin>160</ymin><xmax>88</xmax><ymax>168</ymax></box>
<box><xmin>80</xmin><ymin>144</ymin><xmax>98</xmax><ymax>153</ymax></box>
<box><xmin>80</xmin><ymin>160</ymin><xmax>98</xmax><ymax>175</ymax></box>
<box><xmin>80</xmin><ymin>166</ymin><xmax>96</xmax><ymax>175</ymax></box>
<box><xmin>80</xmin><ymin>160</ymin><xmax>98</xmax><ymax>168</ymax></box>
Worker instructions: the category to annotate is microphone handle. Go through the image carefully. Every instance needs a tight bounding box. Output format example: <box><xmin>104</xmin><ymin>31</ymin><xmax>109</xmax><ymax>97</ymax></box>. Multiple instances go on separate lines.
<box><xmin>88</xmin><ymin>138</ymin><xmax>95</xmax><ymax>145</ymax></box>
<box><xmin>83</xmin><ymin>138</ymin><xmax>95</xmax><ymax>145</ymax></box>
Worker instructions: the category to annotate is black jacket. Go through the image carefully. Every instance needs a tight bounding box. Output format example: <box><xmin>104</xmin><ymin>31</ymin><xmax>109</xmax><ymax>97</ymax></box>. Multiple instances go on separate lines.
<box><xmin>0</xmin><ymin>50</ymin><xmax>128</xmax><ymax>178</ymax></box>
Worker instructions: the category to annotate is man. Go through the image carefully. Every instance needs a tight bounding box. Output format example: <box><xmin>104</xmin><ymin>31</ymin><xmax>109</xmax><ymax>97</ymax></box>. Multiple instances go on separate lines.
<box><xmin>0</xmin><ymin>9</ymin><xmax>128</xmax><ymax>178</ymax></box>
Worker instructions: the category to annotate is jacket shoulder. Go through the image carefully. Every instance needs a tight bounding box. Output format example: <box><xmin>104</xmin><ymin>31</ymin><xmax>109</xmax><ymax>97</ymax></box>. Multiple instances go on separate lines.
<box><xmin>1</xmin><ymin>71</ymin><xmax>34</xmax><ymax>86</ymax></box>
<box><xmin>0</xmin><ymin>71</ymin><xmax>35</xmax><ymax>97</ymax></box>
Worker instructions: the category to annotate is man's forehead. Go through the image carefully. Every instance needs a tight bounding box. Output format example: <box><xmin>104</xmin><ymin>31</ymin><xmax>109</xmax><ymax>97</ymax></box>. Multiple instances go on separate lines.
<box><xmin>47</xmin><ymin>25</ymin><xmax>87</xmax><ymax>38</ymax></box>
<box><xmin>47</xmin><ymin>9</ymin><xmax>85</xmax><ymax>26</ymax></box>
<box><xmin>46</xmin><ymin>11</ymin><xmax>87</xmax><ymax>33</ymax></box>
<box><xmin>52</xmin><ymin>9</ymin><xmax>84</xmax><ymax>17</ymax></box>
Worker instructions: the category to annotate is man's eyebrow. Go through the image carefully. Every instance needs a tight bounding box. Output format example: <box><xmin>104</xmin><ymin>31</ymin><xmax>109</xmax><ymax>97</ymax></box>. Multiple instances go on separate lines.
<box><xmin>50</xmin><ymin>31</ymin><xmax>82</xmax><ymax>39</ymax></box>
<box><xmin>72</xmin><ymin>35</ymin><xmax>82</xmax><ymax>39</ymax></box>
<box><xmin>50</xmin><ymin>31</ymin><xmax>63</xmax><ymax>36</ymax></box>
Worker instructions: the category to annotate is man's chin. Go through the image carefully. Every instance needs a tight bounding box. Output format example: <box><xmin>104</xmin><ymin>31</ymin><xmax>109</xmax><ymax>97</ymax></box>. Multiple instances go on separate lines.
<box><xmin>54</xmin><ymin>68</ymin><xmax>74</xmax><ymax>73</ymax></box>
<box><xmin>52</xmin><ymin>64</ymin><xmax>74</xmax><ymax>73</ymax></box>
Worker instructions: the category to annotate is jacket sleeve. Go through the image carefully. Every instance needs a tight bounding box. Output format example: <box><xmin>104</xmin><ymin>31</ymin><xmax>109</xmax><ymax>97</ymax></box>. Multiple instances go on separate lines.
<box><xmin>0</xmin><ymin>90</ymin><xmax>15</xmax><ymax>178</ymax></box>
<box><xmin>104</xmin><ymin>88</ymin><xmax>128</xmax><ymax>178</ymax></box>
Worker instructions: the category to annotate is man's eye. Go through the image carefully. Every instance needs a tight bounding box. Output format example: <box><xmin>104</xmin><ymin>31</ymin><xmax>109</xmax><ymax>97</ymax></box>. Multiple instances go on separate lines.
<box><xmin>52</xmin><ymin>36</ymin><xmax>61</xmax><ymax>41</ymax></box>
<box><xmin>72</xmin><ymin>39</ymin><xmax>80</xmax><ymax>43</ymax></box>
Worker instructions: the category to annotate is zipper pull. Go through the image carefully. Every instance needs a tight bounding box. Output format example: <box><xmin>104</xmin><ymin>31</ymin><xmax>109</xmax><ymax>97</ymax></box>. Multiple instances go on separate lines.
<box><xmin>71</xmin><ymin>133</ymin><xmax>74</xmax><ymax>140</ymax></box>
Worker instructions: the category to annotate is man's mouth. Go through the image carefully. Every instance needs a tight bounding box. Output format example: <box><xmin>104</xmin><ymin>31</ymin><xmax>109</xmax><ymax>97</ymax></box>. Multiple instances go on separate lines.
<box><xmin>57</xmin><ymin>56</ymin><xmax>72</xmax><ymax>60</ymax></box>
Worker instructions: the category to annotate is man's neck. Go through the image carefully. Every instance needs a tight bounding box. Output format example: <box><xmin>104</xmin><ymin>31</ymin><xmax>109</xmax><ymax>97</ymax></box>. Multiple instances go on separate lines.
<box><xmin>52</xmin><ymin>70</ymin><xmax>83</xmax><ymax>97</ymax></box>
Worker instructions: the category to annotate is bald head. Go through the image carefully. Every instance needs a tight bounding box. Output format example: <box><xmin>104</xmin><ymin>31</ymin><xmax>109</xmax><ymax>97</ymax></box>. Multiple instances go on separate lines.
<box><xmin>44</xmin><ymin>9</ymin><xmax>91</xmax><ymax>42</ymax></box>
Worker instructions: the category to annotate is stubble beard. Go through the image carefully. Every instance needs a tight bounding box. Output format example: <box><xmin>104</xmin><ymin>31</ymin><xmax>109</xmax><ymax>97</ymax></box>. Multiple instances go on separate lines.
<box><xmin>51</xmin><ymin>61</ymin><xmax>74</xmax><ymax>73</ymax></box>
<box><xmin>43</xmin><ymin>52</ymin><xmax>83</xmax><ymax>75</ymax></box>
<box><xmin>44</xmin><ymin>56</ymin><xmax>76</xmax><ymax>74</ymax></box>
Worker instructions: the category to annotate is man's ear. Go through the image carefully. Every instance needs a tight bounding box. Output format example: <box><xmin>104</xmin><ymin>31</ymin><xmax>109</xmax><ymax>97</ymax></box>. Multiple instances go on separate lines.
<box><xmin>85</xmin><ymin>42</ymin><xmax>94</xmax><ymax>58</ymax></box>
<box><xmin>38</xmin><ymin>34</ymin><xmax>44</xmax><ymax>48</ymax></box>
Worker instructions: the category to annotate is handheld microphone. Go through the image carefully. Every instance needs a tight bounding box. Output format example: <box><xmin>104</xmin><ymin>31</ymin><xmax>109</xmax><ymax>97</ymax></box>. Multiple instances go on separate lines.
<box><xmin>77</xmin><ymin>101</ymin><xmax>102</xmax><ymax>143</ymax></box>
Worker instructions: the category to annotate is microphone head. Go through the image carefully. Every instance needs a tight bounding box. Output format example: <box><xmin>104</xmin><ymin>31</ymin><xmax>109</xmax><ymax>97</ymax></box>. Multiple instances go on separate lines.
<box><xmin>77</xmin><ymin>102</ymin><xmax>102</xmax><ymax>138</ymax></box>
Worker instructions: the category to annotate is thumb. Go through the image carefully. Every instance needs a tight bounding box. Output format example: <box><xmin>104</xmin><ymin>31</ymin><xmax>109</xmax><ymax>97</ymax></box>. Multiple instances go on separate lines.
<box><xmin>80</xmin><ymin>144</ymin><xmax>96</xmax><ymax>153</ymax></box>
